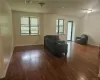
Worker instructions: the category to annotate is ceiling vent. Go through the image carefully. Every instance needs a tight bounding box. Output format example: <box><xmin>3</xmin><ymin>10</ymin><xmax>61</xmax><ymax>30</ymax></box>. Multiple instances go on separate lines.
<box><xmin>38</xmin><ymin>2</ymin><xmax>45</xmax><ymax>7</ymax></box>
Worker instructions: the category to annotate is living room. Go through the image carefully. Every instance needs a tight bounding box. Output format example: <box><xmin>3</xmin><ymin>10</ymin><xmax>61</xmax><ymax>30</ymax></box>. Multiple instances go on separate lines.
<box><xmin>13</xmin><ymin>11</ymin><xmax>80</xmax><ymax>46</ymax></box>
<box><xmin>0</xmin><ymin>0</ymin><xmax>100</xmax><ymax>80</ymax></box>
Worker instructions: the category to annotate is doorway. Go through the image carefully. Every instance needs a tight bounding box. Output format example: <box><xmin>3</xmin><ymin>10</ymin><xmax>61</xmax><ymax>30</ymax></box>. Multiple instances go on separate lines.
<box><xmin>67</xmin><ymin>21</ymin><xmax>73</xmax><ymax>41</ymax></box>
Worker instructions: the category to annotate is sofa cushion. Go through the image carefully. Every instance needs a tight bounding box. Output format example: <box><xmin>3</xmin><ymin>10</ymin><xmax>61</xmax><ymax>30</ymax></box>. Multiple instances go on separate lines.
<box><xmin>45</xmin><ymin>35</ymin><xmax>59</xmax><ymax>40</ymax></box>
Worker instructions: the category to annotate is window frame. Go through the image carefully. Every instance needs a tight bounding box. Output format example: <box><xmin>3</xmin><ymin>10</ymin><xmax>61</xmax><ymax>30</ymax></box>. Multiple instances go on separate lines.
<box><xmin>56</xmin><ymin>19</ymin><xmax>64</xmax><ymax>35</ymax></box>
<box><xmin>67</xmin><ymin>21</ymin><xmax>73</xmax><ymax>41</ymax></box>
<box><xmin>20</xmin><ymin>16</ymin><xmax>40</xmax><ymax>36</ymax></box>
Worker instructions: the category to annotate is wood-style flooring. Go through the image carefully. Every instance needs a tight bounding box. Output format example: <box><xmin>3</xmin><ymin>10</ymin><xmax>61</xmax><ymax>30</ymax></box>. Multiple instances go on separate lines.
<box><xmin>0</xmin><ymin>42</ymin><xmax>100</xmax><ymax>80</ymax></box>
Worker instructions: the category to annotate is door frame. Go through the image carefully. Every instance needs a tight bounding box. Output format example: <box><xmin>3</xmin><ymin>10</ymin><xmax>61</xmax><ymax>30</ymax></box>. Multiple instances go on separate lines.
<box><xmin>67</xmin><ymin>21</ymin><xmax>73</xmax><ymax>41</ymax></box>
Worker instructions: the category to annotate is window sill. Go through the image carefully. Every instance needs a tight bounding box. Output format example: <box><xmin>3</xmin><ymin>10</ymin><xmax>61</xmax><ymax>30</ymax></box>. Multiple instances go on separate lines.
<box><xmin>20</xmin><ymin>35</ymin><xmax>40</xmax><ymax>36</ymax></box>
<box><xmin>57</xmin><ymin>34</ymin><xmax>66</xmax><ymax>35</ymax></box>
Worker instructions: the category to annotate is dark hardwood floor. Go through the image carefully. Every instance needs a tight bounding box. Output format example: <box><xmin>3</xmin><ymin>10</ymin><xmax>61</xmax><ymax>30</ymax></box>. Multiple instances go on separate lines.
<box><xmin>0</xmin><ymin>42</ymin><xmax>100</xmax><ymax>80</ymax></box>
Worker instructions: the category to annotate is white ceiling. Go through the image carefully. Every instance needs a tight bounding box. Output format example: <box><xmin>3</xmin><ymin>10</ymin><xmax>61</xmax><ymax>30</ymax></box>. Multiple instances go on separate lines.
<box><xmin>7</xmin><ymin>0</ymin><xmax>100</xmax><ymax>17</ymax></box>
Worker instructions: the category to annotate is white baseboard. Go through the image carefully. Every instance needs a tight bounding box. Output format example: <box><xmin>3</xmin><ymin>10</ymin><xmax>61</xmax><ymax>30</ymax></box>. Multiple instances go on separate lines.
<box><xmin>98</xmin><ymin>74</ymin><xmax>100</xmax><ymax>78</ymax></box>
<box><xmin>88</xmin><ymin>43</ymin><xmax>99</xmax><ymax>47</ymax></box>
<box><xmin>15</xmin><ymin>44</ymin><xmax>43</xmax><ymax>47</ymax></box>
<box><xmin>0</xmin><ymin>47</ymin><xmax>14</xmax><ymax>79</ymax></box>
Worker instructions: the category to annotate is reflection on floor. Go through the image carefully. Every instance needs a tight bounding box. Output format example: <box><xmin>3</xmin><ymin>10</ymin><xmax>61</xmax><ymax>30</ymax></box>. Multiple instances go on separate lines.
<box><xmin>67</xmin><ymin>42</ymin><xmax>71</xmax><ymax>58</ymax></box>
<box><xmin>0</xmin><ymin>42</ymin><xmax>99</xmax><ymax>80</ymax></box>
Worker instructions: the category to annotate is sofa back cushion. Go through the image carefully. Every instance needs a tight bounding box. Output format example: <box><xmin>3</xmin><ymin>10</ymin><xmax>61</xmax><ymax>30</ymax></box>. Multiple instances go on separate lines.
<box><xmin>81</xmin><ymin>34</ymin><xmax>88</xmax><ymax>39</ymax></box>
<box><xmin>45</xmin><ymin>35</ymin><xmax>59</xmax><ymax>40</ymax></box>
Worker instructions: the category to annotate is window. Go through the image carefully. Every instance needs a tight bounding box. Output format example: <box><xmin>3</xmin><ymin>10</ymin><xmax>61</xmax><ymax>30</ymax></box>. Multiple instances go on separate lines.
<box><xmin>21</xmin><ymin>16</ymin><xmax>39</xmax><ymax>35</ymax></box>
<box><xmin>67</xmin><ymin>21</ymin><xmax>73</xmax><ymax>41</ymax></box>
<box><xmin>56</xmin><ymin>19</ymin><xmax>64</xmax><ymax>34</ymax></box>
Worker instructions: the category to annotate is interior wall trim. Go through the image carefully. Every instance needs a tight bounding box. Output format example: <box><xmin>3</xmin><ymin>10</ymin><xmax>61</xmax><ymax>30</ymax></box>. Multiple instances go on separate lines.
<box><xmin>88</xmin><ymin>44</ymin><xmax>99</xmax><ymax>48</ymax></box>
<box><xmin>0</xmin><ymin>47</ymin><xmax>15</xmax><ymax>79</ymax></box>
<box><xmin>15</xmin><ymin>44</ymin><xmax>44</xmax><ymax>47</ymax></box>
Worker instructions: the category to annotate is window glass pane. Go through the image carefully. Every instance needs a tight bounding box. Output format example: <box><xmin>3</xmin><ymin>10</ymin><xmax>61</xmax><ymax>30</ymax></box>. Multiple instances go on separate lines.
<box><xmin>31</xmin><ymin>27</ymin><xmax>38</xmax><ymax>31</ymax></box>
<box><xmin>56</xmin><ymin>20</ymin><xmax>58</xmax><ymax>25</ymax></box>
<box><xmin>59</xmin><ymin>32</ymin><xmax>64</xmax><ymax>34</ymax></box>
<box><xmin>59</xmin><ymin>26</ymin><xmax>63</xmax><ymax>32</ymax></box>
<box><xmin>56</xmin><ymin>28</ymin><xmax>58</xmax><ymax>31</ymax></box>
<box><xmin>30</xmin><ymin>18</ymin><xmax>38</xmax><ymax>26</ymax></box>
<box><xmin>21</xmin><ymin>27</ymin><xmax>29</xmax><ymax>31</ymax></box>
<box><xmin>21</xmin><ymin>34</ymin><xmax>29</xmax><ymax>35</ymax></box>
<box><xmin>56</xmin><ymin>27</ymin><xmax>58</xmax><ymax>32</ymax></box>
<box><xmin>21</xmin><ymin>25</ymin><xmax>29</xmax><ymax>27</ymax></box>
<box><xmin>21</xmin><ymin>30</ymin><xmax>29</xmax><ymax>34</ymax></box>
<box><xmin>56</xmin><ymin>22</ymin><xmax>58</xmax><ymax>33</ymax></box>
<box><xmin>59</xmin><ymin>30</ymin><xmax>63</xmax><ymax>33</ymax></box>
<box><xmin>59</xmin><ymin>20</ymin><xmax>64</xmax><ymax>25</ymax></box>
<box><xmin>67</xmin><ymin>21</ymin><xmax>73</xmax><ymax>40</ymax></box>
<box><xmin>56</xmin><ymin>30</ymin><xmax>58</xmax><ymax>33</ymax></box>
<box><xmin>21</xmin><ymin>17</ymin><xmax>29</xmax><ymax>25</ymax></box>
<box><xmin>31</xmin><ymin>30</ymin><xmax>38</xmax><ymax>33</ymax></box>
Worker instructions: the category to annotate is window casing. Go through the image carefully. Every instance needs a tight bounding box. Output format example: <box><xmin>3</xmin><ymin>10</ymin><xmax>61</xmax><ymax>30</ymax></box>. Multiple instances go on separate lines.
<box><xmin>21</xmin><ymin>16</ymin><xmax>39</xmax><ymax>35</ymax></box>
<box><xmin>56</xmin><ymin>19</ymin><xmax>64</xmax><ymax>34</ymax></box>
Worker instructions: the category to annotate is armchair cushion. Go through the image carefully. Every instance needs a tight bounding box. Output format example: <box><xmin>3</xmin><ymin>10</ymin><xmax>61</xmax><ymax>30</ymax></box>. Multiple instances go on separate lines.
<box><xmin>75</xmin><ymin>34</ymin><xmax>88</xmax><ymax>45</ymax></box>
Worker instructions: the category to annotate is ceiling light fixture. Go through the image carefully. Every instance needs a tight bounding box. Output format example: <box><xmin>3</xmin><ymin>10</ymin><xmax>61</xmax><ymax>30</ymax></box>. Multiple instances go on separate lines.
<box><xmin>87</xmin><ymin>9</ymin><xmax>92</xmax><ymax>13</ymax></box>
<box><xmin>38</xmin><ymin>2</ymin><xmax>45</xmax><ymax>7</ymax></box>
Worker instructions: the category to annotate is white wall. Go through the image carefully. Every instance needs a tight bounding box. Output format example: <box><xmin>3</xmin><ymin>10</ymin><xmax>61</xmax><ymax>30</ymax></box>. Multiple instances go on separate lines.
<box><xmin>81</xmin><ymin>13</ymin><xmax>100</xmax><ymax>46</ymax></box>
<box><xmin>0</xmin><ymin>0</ymin><xmax>13</xmax><ymax>78</ymax></box>
<box><xmin>12</xmin><ymin>11</ymin><xmax>81</xmax><ymax>46</ymax></box>
<box><xmin>44</xmin><ymin>14</ymin><xmax>81</xmax><ymax>42</ymax></box>
<box><xmin>12</xmin><ymin>11</ymin><xmax>44</xmax><ymax>46</ymax></box>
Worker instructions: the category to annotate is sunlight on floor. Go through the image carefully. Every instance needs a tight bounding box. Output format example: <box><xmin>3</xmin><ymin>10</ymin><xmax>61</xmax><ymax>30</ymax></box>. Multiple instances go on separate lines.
<box><xmin>67</xmin><ymin>41</ymin><xmax>72</xmax><ymax>58</ymax></box>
